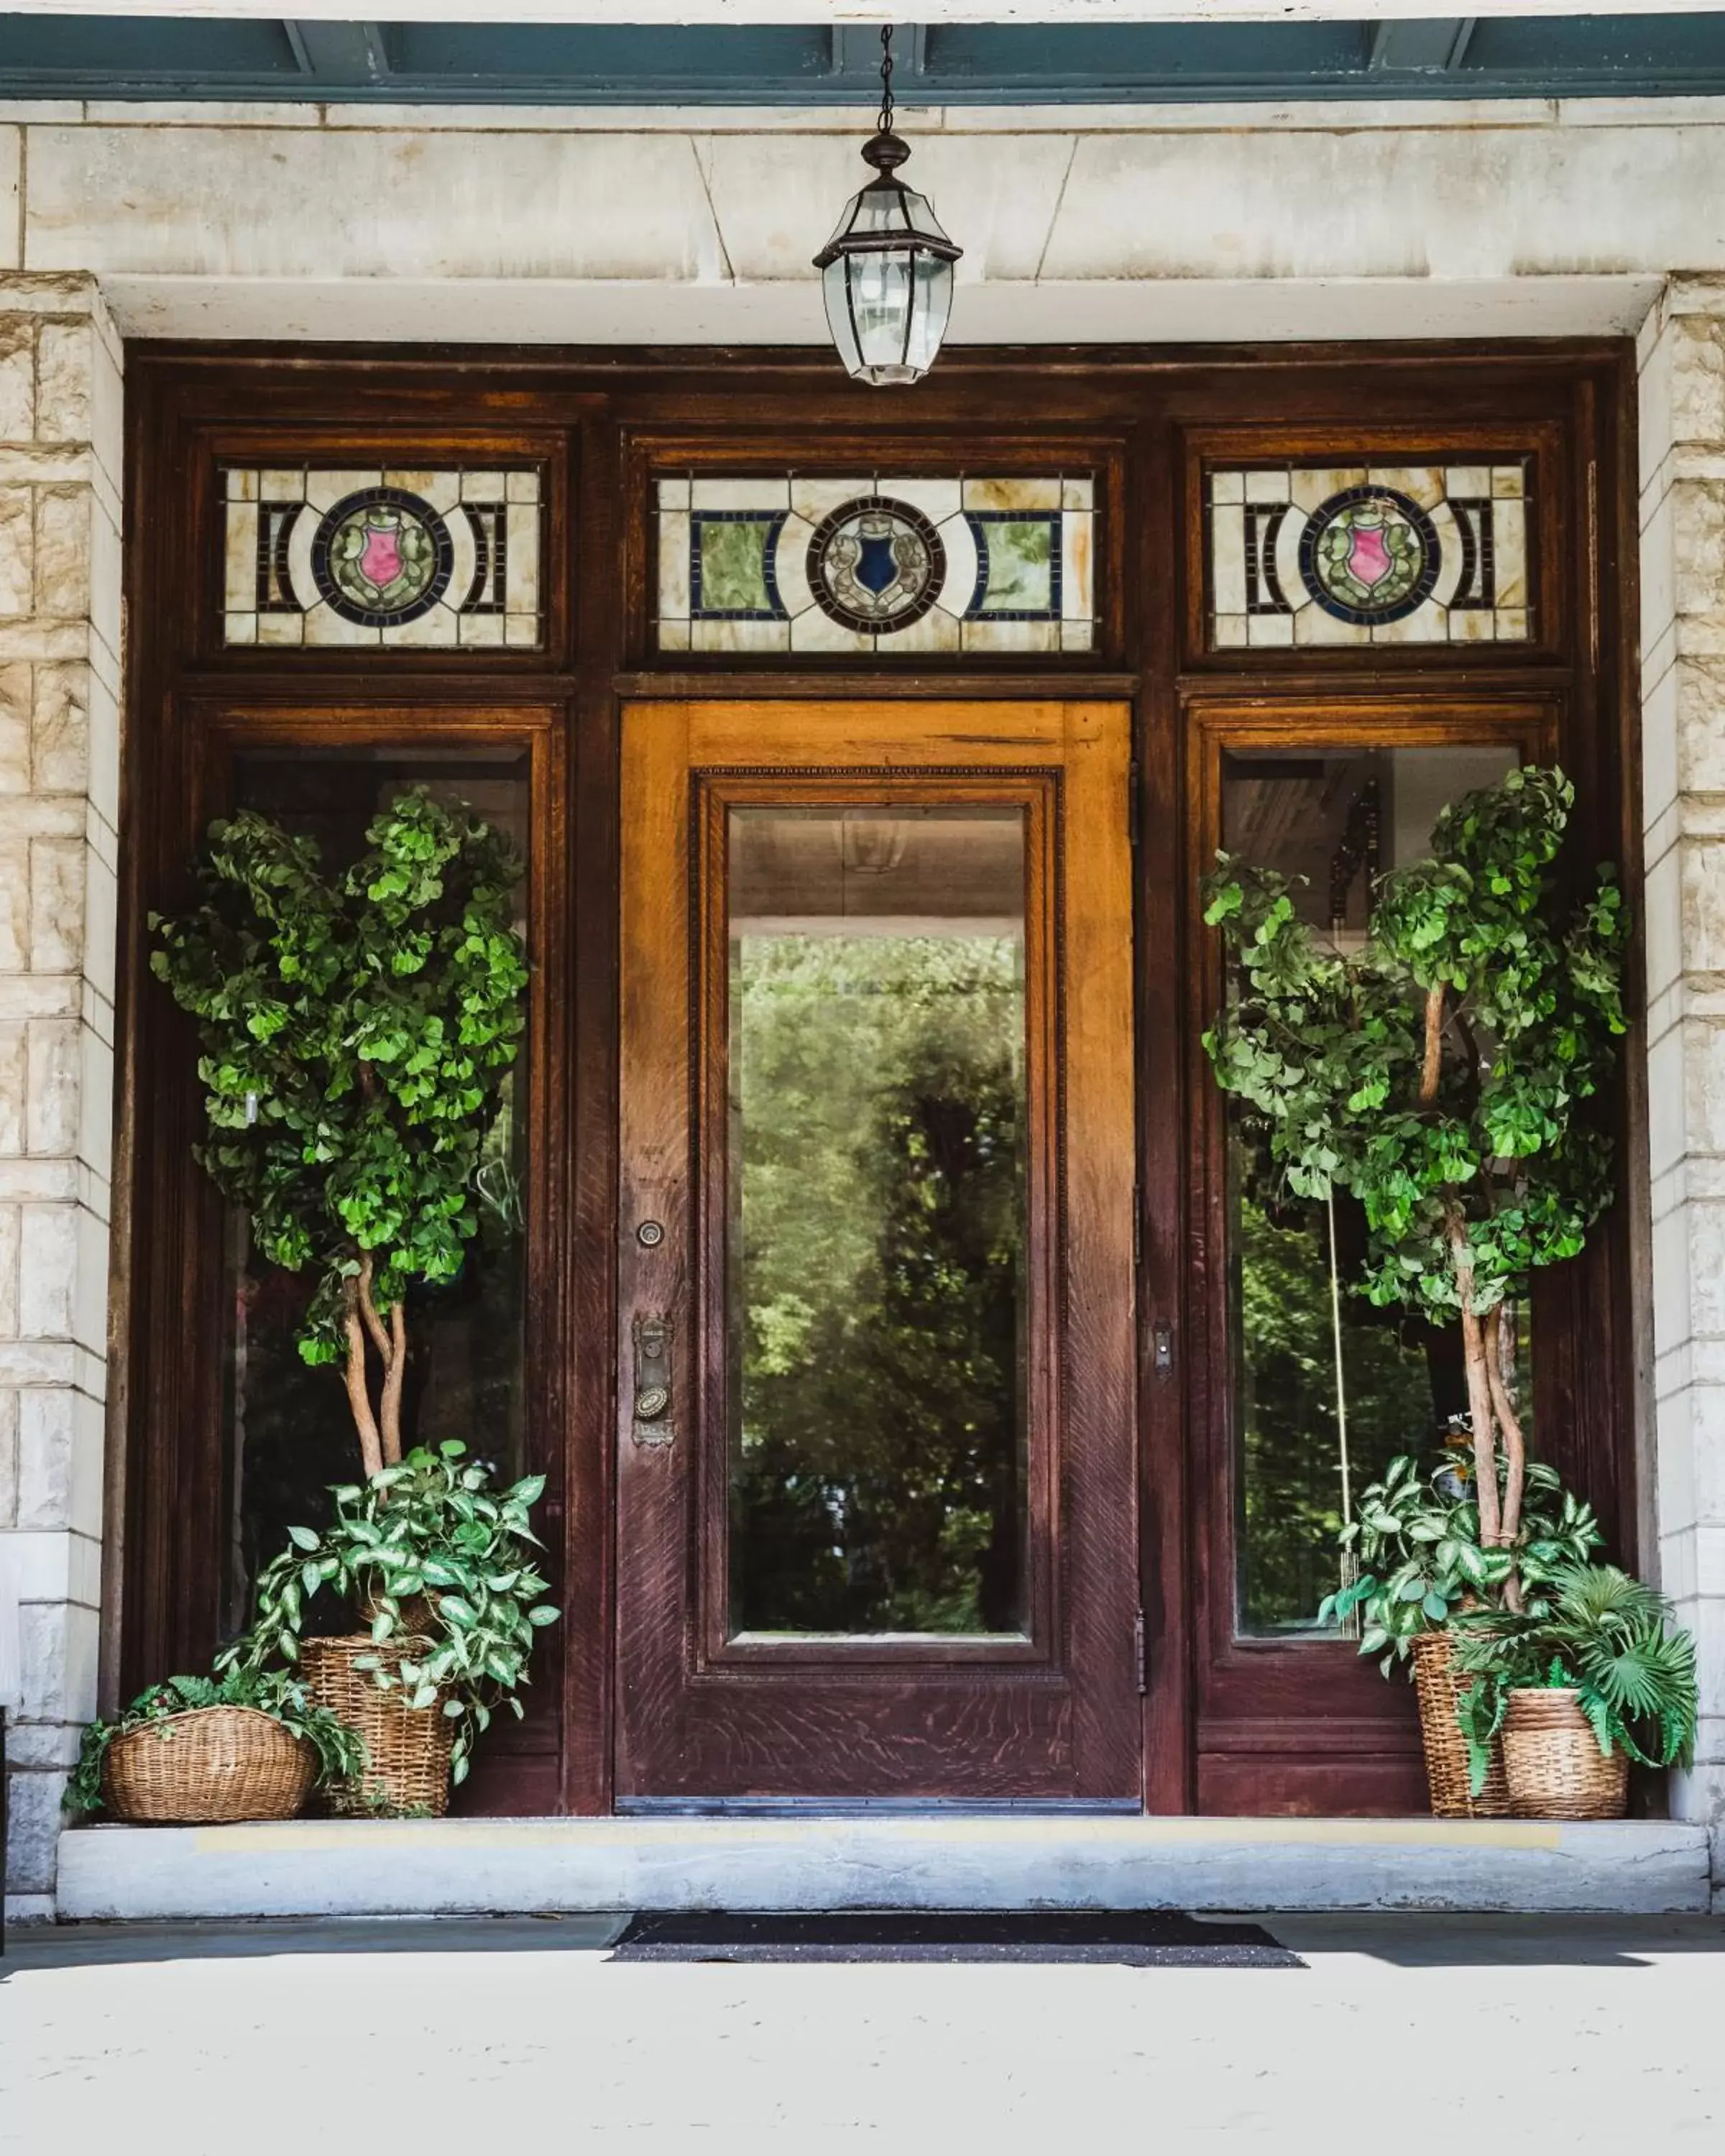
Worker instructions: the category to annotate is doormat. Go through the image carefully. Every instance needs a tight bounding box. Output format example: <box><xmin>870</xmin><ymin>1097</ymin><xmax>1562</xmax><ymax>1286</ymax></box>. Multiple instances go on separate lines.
<box><xmin>610</xmin><ymin>1912</ymin><xmax>1302</xmax><ymax>1967</ymax></box>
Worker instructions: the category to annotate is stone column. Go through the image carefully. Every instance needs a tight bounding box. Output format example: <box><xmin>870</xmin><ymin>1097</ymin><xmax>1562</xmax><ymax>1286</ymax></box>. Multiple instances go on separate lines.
<box><xmin>1639</xmin><ymin>276</ymin><xmax>1725</xmax><ymax>1832</ymax></box>
<box><xmin>0</xmin><ymin>275</ymin><xmax>121</xmax><ymax>1921</ymax></box>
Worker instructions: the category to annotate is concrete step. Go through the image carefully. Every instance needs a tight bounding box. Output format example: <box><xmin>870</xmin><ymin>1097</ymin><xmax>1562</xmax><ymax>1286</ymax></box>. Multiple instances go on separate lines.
<box><xmin>56</xmin><ymin>1814</ymin><xmax>1717</xmax><ymax>1921</ymax></box>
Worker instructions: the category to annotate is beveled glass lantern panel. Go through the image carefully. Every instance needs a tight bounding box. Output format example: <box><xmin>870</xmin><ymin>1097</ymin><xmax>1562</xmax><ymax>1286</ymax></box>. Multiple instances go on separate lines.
<box><xmin>822</xmin><ymin>246</ymin><xmax>954</xmax><ymax>387</ymax></box>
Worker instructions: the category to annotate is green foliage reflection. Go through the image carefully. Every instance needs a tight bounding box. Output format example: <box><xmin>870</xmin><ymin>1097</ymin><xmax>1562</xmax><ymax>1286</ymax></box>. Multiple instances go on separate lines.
<box><xmin>730</xmin><ymin>933</ymin><xmax>1027</xmax><ymax>1636</ymax></box>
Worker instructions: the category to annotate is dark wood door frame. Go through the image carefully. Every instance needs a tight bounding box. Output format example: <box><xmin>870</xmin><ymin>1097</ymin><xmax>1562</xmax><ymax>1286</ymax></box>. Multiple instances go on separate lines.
<box><xmin>114</xmin><ymin>341</ymin><xmax>1642</xmax><ymax>1820</ymax></box>
<box><xmin>615</xmin><ymin>699</ymin><xmax>1142</xmax><ymax>1802</ymax></box>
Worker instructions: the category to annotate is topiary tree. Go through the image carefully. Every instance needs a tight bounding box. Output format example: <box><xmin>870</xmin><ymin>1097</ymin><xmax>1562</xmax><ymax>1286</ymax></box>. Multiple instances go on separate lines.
<box><xmin>152</xmin><ymin>788</ymin><xmax>529</xmax><ymax>1483</ymax></box>
<box><xmin>1203</xmin><ymin>765</ymin><xmax>1627</xmax><ymax>1602</ymax></box>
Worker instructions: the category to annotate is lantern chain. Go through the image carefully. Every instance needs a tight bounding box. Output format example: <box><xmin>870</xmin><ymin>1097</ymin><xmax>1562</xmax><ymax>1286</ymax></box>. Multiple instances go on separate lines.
<box><xmin>878</xmin><ymin>24</ymin><xmax>895</xmax><ymax>137</ymax></box>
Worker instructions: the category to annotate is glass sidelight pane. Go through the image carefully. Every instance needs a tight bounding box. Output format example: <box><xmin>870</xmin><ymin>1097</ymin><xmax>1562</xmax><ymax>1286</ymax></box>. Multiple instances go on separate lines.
<box><xmin>1221</xmin><ymin>745</ymin><xmax>1532</xmax><ymax>1636</ymax></box>
<box><xmin>218</xmin><ymin>750</ymin><xmax>530</xmax><ymax>1639</ymax></box>
<box><xmin>726</xmin><ymin>805</ymin><xmax>1030</xmax><ymax>1638</ymax></box>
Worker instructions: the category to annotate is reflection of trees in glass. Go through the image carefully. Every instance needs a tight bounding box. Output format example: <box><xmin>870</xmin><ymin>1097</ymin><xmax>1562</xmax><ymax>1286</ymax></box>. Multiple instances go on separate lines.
<box><xmin>731</xmin><ymin>934</ymin><xmax>1026</xmax><ymax>1635</ymax></box>
<box><xmin>1236</xmin><ymin>1133</ymin><xmax>1476</xmax><ymax>1634</ymax></box>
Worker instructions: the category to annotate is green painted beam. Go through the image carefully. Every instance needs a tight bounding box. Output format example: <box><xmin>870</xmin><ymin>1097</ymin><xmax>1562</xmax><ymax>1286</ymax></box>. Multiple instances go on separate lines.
<box><xmin>6</xmin><ymin>14</ymin><xmax>1725</xmax><ymax>105</ymax></box>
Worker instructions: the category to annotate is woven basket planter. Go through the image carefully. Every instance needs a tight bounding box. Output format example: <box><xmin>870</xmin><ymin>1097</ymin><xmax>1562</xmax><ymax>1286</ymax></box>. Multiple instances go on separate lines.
<box><xmin>103</xmin><ymin>1705</ymin><xmax>316</xmax><ymax>1825</ymax></box>
<box><xmin>1410</xmin><ymin>1631</ymin><xmax>1511</xmax><ymax>1818</ymax></box>
<box><xmin>301</xmin><ymin>1634</ymin><xmax>453</xmax><ymax>1817</ymax></box>
<box><xmin>1501</xmin><ymin>1687</ymin><xmax>1629</xmax><ymax>1820</ymax></box>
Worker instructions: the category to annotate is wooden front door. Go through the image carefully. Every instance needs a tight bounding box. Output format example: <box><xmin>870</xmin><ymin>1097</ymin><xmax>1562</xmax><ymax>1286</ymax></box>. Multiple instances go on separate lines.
<box><xmin>616</xmin><ymin>699</ymin><xmax>1140</xmax><ymax>1803</ymax></box>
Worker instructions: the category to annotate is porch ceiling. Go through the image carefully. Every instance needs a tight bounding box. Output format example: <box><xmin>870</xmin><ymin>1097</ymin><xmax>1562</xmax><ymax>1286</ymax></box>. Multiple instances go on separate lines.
<box><xmin>12</xmin><ymin>9</ymin><xmax>1725</xmax><ymax>106</ymax></box>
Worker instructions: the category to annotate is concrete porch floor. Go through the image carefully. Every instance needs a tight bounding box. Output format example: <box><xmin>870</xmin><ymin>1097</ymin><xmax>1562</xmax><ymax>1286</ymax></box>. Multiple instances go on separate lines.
<box><xmin>52</xmin><ymin>1812</ymin><xmax>1720</xmax><ymax>1922</ymax></box>
<box><xmin>5</xmin><ymin>1912</ymin><xmax>1725</xmax><ymax>2152</ymax></box>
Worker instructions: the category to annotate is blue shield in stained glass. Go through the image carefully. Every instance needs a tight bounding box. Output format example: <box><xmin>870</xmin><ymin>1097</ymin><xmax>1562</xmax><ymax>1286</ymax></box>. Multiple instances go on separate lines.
<box><xmin>856</xmin><ymin>533</ymin><xmax>898</xmax><ymax>596</ymax></box>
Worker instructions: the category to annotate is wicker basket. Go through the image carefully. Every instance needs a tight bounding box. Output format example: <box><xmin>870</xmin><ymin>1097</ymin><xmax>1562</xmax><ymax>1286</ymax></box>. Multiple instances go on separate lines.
<box><xmin>301</xmin><ymin>1634</ymin><xmax>453</xmax><ymax>1817</ymax></box>
<box><xmin>103</xmin><ymin>1705</ymin><xmax>315</xmax><ymax>1825</ymax></box>
<box><xmin>1410</xmin><ymin>1630</ymin><xmax>1512</xmax><ymax>1818</ymax></box>
<box><xmin>1501</xmin><ymin>1687</ymin><xmax>1629</xmax><ymax>1820</ymax></box>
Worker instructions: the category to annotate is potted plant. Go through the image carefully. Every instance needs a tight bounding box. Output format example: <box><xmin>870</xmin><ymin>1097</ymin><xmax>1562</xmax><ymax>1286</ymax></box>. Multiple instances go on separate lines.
<box><xmin>1320</xmin><ymin>1438</ymin><xmax>1602</xmax><ymax>1814</ymax></box>
<box><xmin>68</xmin><ymin>1667</ymin><xmax>363</xmax><ymax>1826</ymax></box>
<box><xmin>153</xmin><ymin>788</ymin><xmax>548</xmax><ymax>1811</ymax></box>
<box><xmin>1451</xmin><ymin>1564</ymin><xmax>1697</xmax><ymax>1818</ymax></box>
<box><xmin>222</xmin><ymin>1439</ymin><xmax>556</xmax><ymax>1810</ymax></box>
<box><xmin>1205</xmin><ymin>765</ymin><xmax>1629</xmax><ymax>1810</ymax></box>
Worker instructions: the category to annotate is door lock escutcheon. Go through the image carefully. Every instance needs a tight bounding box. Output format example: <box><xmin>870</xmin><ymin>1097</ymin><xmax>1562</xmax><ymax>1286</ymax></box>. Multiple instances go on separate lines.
<box><xmin>632</xmin><ymin>1310</ymin><xmax>676</xmax><ymax>1447</ymax></box>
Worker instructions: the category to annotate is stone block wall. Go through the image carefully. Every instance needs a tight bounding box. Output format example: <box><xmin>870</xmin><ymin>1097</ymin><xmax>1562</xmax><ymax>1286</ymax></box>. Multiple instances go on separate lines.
<box><xmin>1639</xmin><ymin>277</ymin><xmax>1725</xmax><ymax>1825</ymax></box>
<box><xmin>0</xmin><ymin>273</ymin><xmax>121</xmax><ymax>1920</ymax></box>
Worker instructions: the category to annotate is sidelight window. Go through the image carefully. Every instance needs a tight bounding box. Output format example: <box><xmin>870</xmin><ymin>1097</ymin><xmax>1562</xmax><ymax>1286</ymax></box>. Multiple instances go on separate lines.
<box><xmin>1220</xmin><ymin>742</ymin><xmax>1532</xmax><ymax>1636</ymax></box>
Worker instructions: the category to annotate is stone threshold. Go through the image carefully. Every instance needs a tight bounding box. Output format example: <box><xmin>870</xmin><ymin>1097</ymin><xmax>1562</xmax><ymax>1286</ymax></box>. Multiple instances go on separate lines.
<box><xmin>55</xmin><ymin>1815</ymin><xmax>1717</xmax><ymax>1922</ymax></box>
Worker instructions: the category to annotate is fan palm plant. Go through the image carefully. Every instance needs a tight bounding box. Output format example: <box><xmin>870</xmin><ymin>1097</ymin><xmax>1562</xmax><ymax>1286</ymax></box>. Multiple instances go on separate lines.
<box><xmin>1450</xmin><ymin>1562</ymin><xmax>1697</xmax><ymax>1795</ymax></box>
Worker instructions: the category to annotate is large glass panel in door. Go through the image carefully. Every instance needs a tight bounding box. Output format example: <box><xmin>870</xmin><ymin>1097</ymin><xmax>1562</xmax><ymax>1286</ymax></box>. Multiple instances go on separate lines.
<box><xmin>726</xmin><ymin>806</ymin><xmax>1029</xmax><ymax>1639</ymax></box>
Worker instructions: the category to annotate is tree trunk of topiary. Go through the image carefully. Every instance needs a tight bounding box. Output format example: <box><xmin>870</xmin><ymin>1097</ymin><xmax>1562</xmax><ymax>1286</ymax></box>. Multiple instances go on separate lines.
<box><xmin>1427</xmin><ymin>982</ymin><xmax>1524</xmax><ymax>1607</ymax></box>
<box><xmin>341</xmin><ymin>1253</ymin><xmax>405</xmax><ymax>1482</ymax></box>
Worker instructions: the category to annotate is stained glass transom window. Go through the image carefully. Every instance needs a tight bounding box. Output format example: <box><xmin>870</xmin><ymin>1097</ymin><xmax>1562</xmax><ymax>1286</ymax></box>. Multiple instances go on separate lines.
<box><xmin>222</xmin><ymin>467</ymin><xmax>545</xmax><ymax>648</ymax></box>
<box><xmin>656</xmin><ymin>475</ymin><xmax>1095</xmax><ymax>654</ymax></box>
<box><xmin>1206</xmin><ymin>461</ymin><xmax>1531</xmax><ymax>649</ymax></box>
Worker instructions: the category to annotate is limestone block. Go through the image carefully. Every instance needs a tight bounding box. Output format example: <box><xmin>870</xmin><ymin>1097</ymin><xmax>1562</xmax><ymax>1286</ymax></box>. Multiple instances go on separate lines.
<box><xmin>25</xmin><ymin>1020</ymin><xmax>80</xmax><ymax>1156</ymax></box>
<box><xmin>1680</xmin><ymin>837</ymin><xmax>1725</xmax><ymax>978</ymax></box>
<box><xmin>1</xmin><ymin>1718</ymin><xmax>80</xmax><ymax>1769</ymax></box>
<box><xmin>28</xmin><ymin>836</ymin><xmax>83</xmax><ymax>974</ymax></box>
<box><xmin>85</xmin><ymin>666</ymin><xmax>118</xmax><ymax>835</ymax></box>
<box><xmin>15</xmin><ymin>1385</ymin><xmax>72</xmax><ymax>1526</ymax></box>
<box><xmin>1678</xmin><ymin>653</ymin><xmax>1725</xmax><ymax>794</ymax></box>
<box><xmin>0</xmin><ymin>1387</ymin><xmax>16</xmax><ymax>1525</ymax></box>
<box><xmin>1669</xmin><ymin>313</ymin><xmax>1725</xmax><ymax>451</ymax></box>
<box><xmin>33</xmin><ymin>321</ymin><xmax>93</xmax><ymax>448</ymax></box>
<box><xmin>77</xmin><ymin>1021</ymin><xmax>111</xmax><ymax>1187</ymax></box>
<box><xmin>81</xmin><ymin>847</ymin><xmax>114</xmax><ymax>1016</ymax></box>
<box><xmin>1685</xmin><ymin>1021</ymin><xmax>1725</xmax><ymax>1158</ymax></box>
<box><xmin>0</xmin><ymin>659</ymin><xmax>29</xmax><ymax>794</ymax></box>
<box><xmin>0</xmin><ymin>317</ymin><xmax>31</xmax><ymax>445</ymax></box>
<box><xmin>19</xmin><ymin>1597</ymin><xmax>97</xmax><ymax>1721</ymax></box>
<box><xmin>18</xmin><ymin>1203</ymin><xmax>75</xmax><ymax>1339</ymax></box>
<box><xmin>1673</xmin><ymin>478</ymin><xmax>1725</xmax><ymax>633</ymax></box>
<box><xmin>32</xmin><ymin>489</ymin><xmax>89</xmax><ymax>623</ymax></box>
<box><xmin>0</xmin><ymin>1023</ymin><xmax>24</xmax><ymax>1153</ymax></box>
<box><xmin>1687</xmin><ymin>1201</ymin><xmax>1725</xmax><ymax>1339</ymax></box>
<box><xmin>30</xmin><ymin>663</ymin><xmax>86</xmax><ymax>796</ymax></box>
<box><xmin>0</xmin><ymin>836</ymin><xmax>27</xmax><ymax>971</ymax></box>
<box><xmin>1645</xmin><ymin>842</ymin><xmax>1683</xmax><ymax>1000</ymax></box>
<box><xmin>2</xmin><ymin>1765</ymin><xmax>66</xmax><ymax>1897</ymax></box>
<box><xmin>1647</xmin><ymin>1020</ymin><xmax>1686</xmax><ymax>1179</ymax></box>
<box><xmin>0</xmin><ymin>1199</ymin><xmax>18</xmax><ymax>1337</ymax></box>
<box><xmin>0</xmin><ymin>487</ymin><xmax>31</xmax><ymax>617</ymax></box>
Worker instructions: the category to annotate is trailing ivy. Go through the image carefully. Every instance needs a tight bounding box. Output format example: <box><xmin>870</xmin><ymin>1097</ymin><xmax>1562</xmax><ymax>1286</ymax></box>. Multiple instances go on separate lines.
<box><xmin>1204</xmin><ymin>765</ymin><xmax>1627</xmax><ymax>1591</ymax></box>
<box><xmin>151</xmin><ymin>789</ymin><xmax>529</xmax><ymax>1480</ymax></box>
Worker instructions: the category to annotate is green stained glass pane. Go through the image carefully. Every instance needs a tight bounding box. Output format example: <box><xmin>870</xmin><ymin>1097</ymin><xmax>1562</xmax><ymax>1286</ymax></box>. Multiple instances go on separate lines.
<box><xmin>698</xmin><ymin>517</ymin><xmax>775</xmax><ymax>614</ymax></box>
<box><xmin>980</xmin><ymin>518</ymin><xmax>1054</xmax><ymax>614</ymax></box>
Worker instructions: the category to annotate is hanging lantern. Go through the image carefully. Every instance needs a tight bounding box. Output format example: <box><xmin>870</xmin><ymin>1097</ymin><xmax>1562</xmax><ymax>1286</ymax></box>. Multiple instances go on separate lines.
<box><xmin>814</xmin><ymin>26</ymin><xmax>962</xmax><ymax>387</ymax></box>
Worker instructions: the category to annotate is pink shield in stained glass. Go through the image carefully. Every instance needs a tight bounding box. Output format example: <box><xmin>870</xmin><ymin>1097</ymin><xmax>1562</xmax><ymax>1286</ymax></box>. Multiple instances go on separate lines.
<box><xmin>1345</xmin><ymin>520</ymin><xmax>1392</xmax><ymax>589</ymax></box>
<box><xmin>359</xmin><ymin>520</ymin><xmax>403</xmax><ymax>590</ymax></box>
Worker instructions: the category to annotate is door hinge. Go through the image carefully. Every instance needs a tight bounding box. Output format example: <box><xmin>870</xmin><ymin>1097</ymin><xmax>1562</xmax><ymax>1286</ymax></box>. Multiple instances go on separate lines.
<box><xmin>1131</xmin><ymin>1181</ymin><xmax>1141</xmax><ymax>1268</ymax></box>
<box><xmin>1133</xmin><ymin>1608</ymin><xmax>1148</xmax><ymax>1695</ymax></box>
<box><xmin>1128</xmin><ymin>758</ymin><xmax>1141</xmax><ymax>847</ymax></box>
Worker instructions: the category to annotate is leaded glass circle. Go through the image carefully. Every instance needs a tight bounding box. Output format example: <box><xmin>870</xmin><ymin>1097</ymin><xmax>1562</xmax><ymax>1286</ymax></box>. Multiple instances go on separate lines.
<box><xmin>1297</xmin><ymin>485</ymin><xmax>1441</xmax><ymax>627</ymax></box>
<box><xmin>310</xmin><ymin>486</ymin><xmax>454</xmax><ymax>628</ymax></box>
<box><xmin>806</xmin><ymin>495</ymin><xmax>947</xmax><ymax>635</ymax></box>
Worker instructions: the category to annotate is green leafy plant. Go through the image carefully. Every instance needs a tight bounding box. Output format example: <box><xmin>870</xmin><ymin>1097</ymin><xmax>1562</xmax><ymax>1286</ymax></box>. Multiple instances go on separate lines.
<box><xmin>1450</xmin><ymin>1563</ymin><xmax>1698</xmax><ymax>1794</ymax></box>
<box><xmin>221</xmin><ymin>1440</ymin><xmax>558</xmax><ymax>1787</ymax></box>
<box><xmin>151</xmin><ymin>789</ymin><xmax>529</xmax><ymax>1480</ymax></box>
<box><xmin>67</xmin><ymin>1665</ymin><xmax>364</xmax><ymax>1817</ymax></box>
<box><xmin>1204</xmin><ymin>765</ymin><xmax>1627</xmax><ymax>1598</ymax></box>
<box><xmin>1320</xmin><ymin>1438</ymin><xmax>1602</xmax><ymax>1673</ymax></box>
